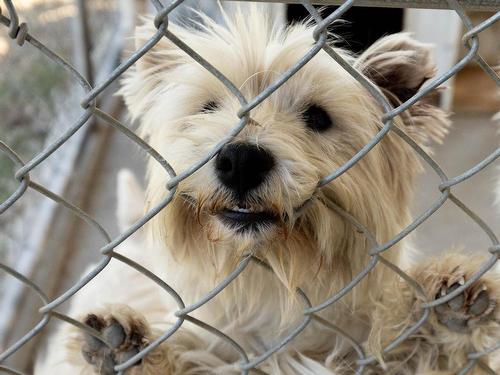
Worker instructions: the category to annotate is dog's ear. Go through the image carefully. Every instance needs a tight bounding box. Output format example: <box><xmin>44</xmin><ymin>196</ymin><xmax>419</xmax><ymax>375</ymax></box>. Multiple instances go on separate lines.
<box><xmin>120</xmin><ymin>21</ymin><xmax>187</xmax><ymax>120</ymax></box>
<box><xmin>356</xmin><ymin>33</ymin><xmax>450</xmax><ymax>146</ymax></box>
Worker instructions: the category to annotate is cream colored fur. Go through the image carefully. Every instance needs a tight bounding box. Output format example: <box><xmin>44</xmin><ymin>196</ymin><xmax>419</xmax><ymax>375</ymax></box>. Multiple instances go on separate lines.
<box><xmin>36</xmin><ymin>7</ymin><xmax>500</xmax><ymax>375</ymax></box>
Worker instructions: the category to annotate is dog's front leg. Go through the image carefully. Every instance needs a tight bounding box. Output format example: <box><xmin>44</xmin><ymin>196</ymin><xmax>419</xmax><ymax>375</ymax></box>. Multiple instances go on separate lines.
<box><xmin>75</xmin><ymin>304</ymin><xmax>231</xmax><ymax>375</ymax></box>
<box><xmin>367</xmin><ymin>253</ymin><xmax>500</xmax><ymax>374</ymax></box>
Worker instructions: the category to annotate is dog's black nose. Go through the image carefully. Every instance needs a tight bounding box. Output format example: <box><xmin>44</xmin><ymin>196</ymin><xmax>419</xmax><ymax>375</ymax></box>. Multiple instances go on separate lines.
<box><xmin>215</xmin><ymin>143</ymin><xmax>275</xmax><ymax>197</ymax></box>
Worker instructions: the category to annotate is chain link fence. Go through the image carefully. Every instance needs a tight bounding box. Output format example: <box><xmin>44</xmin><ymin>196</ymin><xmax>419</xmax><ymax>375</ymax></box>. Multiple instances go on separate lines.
<box><xmin>0</xmin><ymin>0</ymin><xmax>499</xmax><ymax>374</ymax></box>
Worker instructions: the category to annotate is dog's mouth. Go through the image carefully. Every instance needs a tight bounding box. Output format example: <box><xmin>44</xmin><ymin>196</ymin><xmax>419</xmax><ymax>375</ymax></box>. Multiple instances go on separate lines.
<box><xmin>218</xmin><ymin>206</ymin><xmax>279</xmax><ymax>231</ymax></box>
<box><xmin>180</xmin><ymin>193</ymin><xmax>282</xmax><ymax>232</ymax></box>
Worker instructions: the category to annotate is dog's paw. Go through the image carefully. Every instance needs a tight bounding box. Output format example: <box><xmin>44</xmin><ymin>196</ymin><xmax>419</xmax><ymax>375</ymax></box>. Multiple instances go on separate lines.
<box><xmin>81</xmin><ymin>312</ymin><xmax>148</xmax><ymax>374</ymax></box>
<box><xmin>434</xmin><ymin>272</ymin><xmax>497</xmax><ymax>333</ymax></box>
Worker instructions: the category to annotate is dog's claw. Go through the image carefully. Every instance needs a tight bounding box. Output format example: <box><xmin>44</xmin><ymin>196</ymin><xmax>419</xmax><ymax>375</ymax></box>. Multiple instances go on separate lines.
<box><xmin>81</xmin><ymin>345</ymin><xmax>97</xmax><ymax>365</ymax></box>
<box><xmin>103</xmin><ymin>321</ymin><xmax>126</xmax><ymax>349</ymax></box>
<box><xmin>81</xmin><ymin>313</ymin><xmax>145</xmax><ymax>372</ymax></box>
<box><xmin>435</xmin><ymin>276</ymin><xmax>496</xmax><ymax>333</ymax></box>
<box><xmin>469</xmin><ymin>290</ymin><xmax>490</xmax><ymax>315</ymax></box>
<box><xmin>116</xmin><ymin>347</ymin><xmax>140</xmax><ymax>364</ymax></box>
<box><xmin>446</xmin><ymin>283</ymin><xmax>465</xmax><ymax>312</ymax></box>
<box><xmin>101</xmin><ymin>354</ymin><xmax>116</xmax><ymax>375</ymax></box>
<box><xmin>83</xmin><ymin>314</ymin><xmax>106</xmax><ymax>350</ymax></box>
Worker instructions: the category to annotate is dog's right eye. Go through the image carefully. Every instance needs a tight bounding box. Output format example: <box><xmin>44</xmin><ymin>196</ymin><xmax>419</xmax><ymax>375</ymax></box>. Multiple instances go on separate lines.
<box><xmin>302</xmin><ymin>105</ymin><xmax>333</xmax><ymax>133</ymax></box>
<box><xmin>201</xmin><ymin>101</ymin><xmax>219</xmax><ymax>113</ymax></box>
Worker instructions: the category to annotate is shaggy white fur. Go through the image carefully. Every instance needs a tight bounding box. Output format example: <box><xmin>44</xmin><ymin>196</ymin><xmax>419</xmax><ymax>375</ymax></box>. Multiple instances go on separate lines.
<box><xmin>35</xmin><ymin>7</ymin><xmax>500</xmax><ymax>375</ymax></box>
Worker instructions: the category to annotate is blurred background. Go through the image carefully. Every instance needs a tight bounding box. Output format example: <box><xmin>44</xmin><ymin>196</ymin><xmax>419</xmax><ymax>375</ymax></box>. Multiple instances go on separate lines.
<box><xmin>0</xmin><ymin>0</ymin><xmax>498</xmax><ymax>372</ymax></box>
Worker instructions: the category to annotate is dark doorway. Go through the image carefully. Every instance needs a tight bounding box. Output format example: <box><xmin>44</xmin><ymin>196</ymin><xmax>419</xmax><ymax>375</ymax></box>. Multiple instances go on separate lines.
<box><xmin>287</xmin><ymin>5</ymin><xmax>404</xmax><ymax>54</ymax></box>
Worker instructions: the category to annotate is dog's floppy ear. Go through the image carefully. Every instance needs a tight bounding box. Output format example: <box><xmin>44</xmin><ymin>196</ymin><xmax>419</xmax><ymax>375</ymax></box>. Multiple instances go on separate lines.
<box><xmin>356</xmin><ymin>33</ymin><xmax>450</xmax><ymax>146</ymax></box>
<box><xmin>120</xmin><ymin>21</ymin><xmax>187</xmax><ymax>120</ymax></box>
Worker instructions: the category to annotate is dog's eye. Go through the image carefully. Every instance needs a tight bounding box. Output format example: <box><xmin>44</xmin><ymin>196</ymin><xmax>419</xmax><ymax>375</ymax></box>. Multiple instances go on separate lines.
<box><xmin>302</xmin><ymin>105</ymin><xmax>333</xmax><ymax>132</ymax></box>
<box><xmin>201</xmin><ymin>101</ymin><xmax>219</xmax><ymax>113</ymax></box>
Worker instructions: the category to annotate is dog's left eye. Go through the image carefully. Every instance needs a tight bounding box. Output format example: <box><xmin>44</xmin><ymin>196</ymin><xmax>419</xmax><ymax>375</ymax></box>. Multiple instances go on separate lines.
<box><xmin>302</xmin><ymin>105</ymin><xmax>333</xmax><ymax>132</ymax></box>
<box><xmin>201</xmin><ymin>101</ymin><xmax>219</xmax><ymax>113</ymax></box>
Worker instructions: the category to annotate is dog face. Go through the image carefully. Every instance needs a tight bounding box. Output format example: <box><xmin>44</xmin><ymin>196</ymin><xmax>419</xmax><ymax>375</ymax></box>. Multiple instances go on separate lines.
<box><xmin>121</xmin><ymin>9</ymin><xmax>449</xmax><ymax>276</ymax></box>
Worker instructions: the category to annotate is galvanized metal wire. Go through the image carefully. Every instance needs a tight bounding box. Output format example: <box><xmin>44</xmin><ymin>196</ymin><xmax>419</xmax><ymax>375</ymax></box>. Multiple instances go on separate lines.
<box><xmin>1</xmin><ymin>0</ymin><xmax>499</xmax><ymax>374</ymax></box>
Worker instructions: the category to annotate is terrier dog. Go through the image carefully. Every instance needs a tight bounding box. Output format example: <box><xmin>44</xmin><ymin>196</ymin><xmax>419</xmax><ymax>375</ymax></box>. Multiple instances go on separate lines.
<box><xmin>37</xmin><ymin>8</ymin><xmax>500</xmax><ymax>375</ymax></box>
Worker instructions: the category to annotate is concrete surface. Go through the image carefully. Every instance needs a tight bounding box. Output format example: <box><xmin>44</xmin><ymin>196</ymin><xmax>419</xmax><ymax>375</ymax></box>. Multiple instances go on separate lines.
<box><xmin>413</xmin><ymin>112</ymin><xmax>499</xmax><ymax>255</ymax></box>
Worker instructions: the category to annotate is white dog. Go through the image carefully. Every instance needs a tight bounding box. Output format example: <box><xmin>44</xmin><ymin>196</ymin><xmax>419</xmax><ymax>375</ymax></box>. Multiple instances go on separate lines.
<box><xmin>36</xmin><ymin>8</ymin><xmax>500</xmax><ymax>375</ymax></box>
